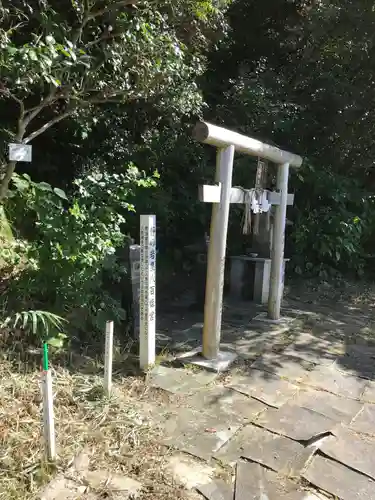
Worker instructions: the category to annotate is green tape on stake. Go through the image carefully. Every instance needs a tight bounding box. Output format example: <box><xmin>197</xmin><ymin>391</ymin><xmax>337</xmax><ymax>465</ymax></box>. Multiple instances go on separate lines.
<box><xmin>43</xmin><ymin>343</ymin><xmax>49</xmax><ymax>371</ymax></box>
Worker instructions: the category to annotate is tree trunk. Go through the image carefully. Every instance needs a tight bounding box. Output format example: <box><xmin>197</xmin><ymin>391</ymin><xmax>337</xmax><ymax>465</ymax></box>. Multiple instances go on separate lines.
<box><xmin>0</xmin><ymin>127</ymin><xmax>25</xmax><ymax>203</ymax></box>
<box><xmin>0</xmin><ymin>160</ymin><xmax>17</xmax><ymax>203</ymax></box>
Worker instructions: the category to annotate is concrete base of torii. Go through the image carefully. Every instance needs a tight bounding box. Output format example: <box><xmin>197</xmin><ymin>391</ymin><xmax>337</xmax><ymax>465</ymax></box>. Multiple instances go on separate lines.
<box><xmin>179</xmin><ymin>348</ymin><xmax>238</xmax><ymax>373</ymax></box>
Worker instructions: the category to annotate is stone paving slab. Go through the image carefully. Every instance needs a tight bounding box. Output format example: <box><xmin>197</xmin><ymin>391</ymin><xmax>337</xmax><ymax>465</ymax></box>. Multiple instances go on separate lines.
<box><xmin>254</xmin><ymin>404</ymin><xmax>337</xmax><ymax>442</ymax></box>
<box><xmin>157</xmin><ymin>319</ymin><xmax>246</xmax><ymax>353</ymax></box>
<box><xmin>319</xmin><ymin>425</ymin><xmax>375</xmax><ymax>480</ymax></box>
<box><xmin>282</xmin><ymin>332</ymin><xmax>340</xmax><ymax>365</ymax></box>
<box><xmin>83</xmin><ymin>471</ymin><xmax>142</xmax><ymax>496</ymax></box>
<box><xmin>40</xmin><ymin>471</ymin><xmax>142</xmax><ymax>500</ymax></box>
<box><xmin>148</xmin><ymin>365</ymin><xmax>217</xmax><ymax>394</ymax></box>
<box><xmin>196</xmin><ymin>479</ymin><xmax>234</xmax><ymax>500</ymax></box>
<box><xmin>227</xmin><ymin>369</ymin><xmax>299</xmax><ymax>408</ymax></box>
<box><xmin>252</xmin><ymin>312</ymin><xmax>295</xmax><ymax>324</ymax></box>
<box><xmin>156</xmin><ymin>323</ymin><xmax>203</xmax><ymax>351</ymax></box>
<box><xmin>235</xmin><ymin>461</ymin><xmax>322</xmax><ymax>500</ymax></box>
<box><xmin>350</xmin><ymin>403</ymin><xmax>375</xmax><ymax>436</ymax></box>
<box><xmin>215</xmin><ymin>423</ymin><xmax>314</xmax><ymax>475</ymax></box>
<box><xmin>221</xmin><ymin>323</ymin><xmax>290</xmax><ymax>360</ymax></box>
<box><xmin>162</xmin><ymin>407</ymin><xmax>240</xmax><ymax>460</ymax></box>
<box><xmin>219</xmin><ymin>341</ymin><xmax>262</xmax><ymax>361</ymax></box>
<box><xmin>303</xmin><ymin>454</ymin><xmax>375</xmax><ymax>500</ymax></box>
<box><xmin>166</xmin><ymin>453</ymin><xmax>215</xmax><ymax>490</ymax></box>
<box><xmin>345</xmin><ymin>344</ymin><xmax>375</xmax><ymax>358</ymax></box>
<box><xmin>362</xmin><ymin>381</ymin><xmax>375</xmax><ymax>403</ymax></box>
<box><xmin>292</xmin><ymin>387</ymin><xmax>363</xmax><ymax>423</ymax></box>
<box><xmin>335</xmin><ymin>344</ymin><xmax>375</xmax><ymax>380</ymax></box>
<box><xmin>40</xmin><ymin>476</ymin><xmax>88</xmax><ymax>500</ymax></box>
<box><xmin>184</xmin><ymin>385</ymin><xmax>266</xmax><ymax>424</ymax></box>
<box><xmin>156</xmin><ymin>331</ymin><xmax>198</xmax><ymax>351</ymax></box>
<box><xmin>180</xmin><ymin>349</ymin><xmax>238</xmax><ymax>372</ymax></box>
<box><xmin>251</xmin><ymin>353</ymin><xmax>315</xmax><ymax>383</ymax></box>
<box><xmin>303</xmin><ymin>363</ymin><xmax>368</xmax><ymax>399</ymax></box>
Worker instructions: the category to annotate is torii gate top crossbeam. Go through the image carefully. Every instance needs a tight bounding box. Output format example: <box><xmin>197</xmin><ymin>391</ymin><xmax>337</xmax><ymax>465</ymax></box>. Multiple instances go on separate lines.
<box><xmin>193</xmin><ymin>122</ymin><xmax>303</xmax><ymax>168</ymax></box>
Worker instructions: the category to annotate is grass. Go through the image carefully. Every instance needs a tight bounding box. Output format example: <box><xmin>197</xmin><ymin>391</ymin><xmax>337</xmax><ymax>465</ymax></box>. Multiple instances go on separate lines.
<box><xmin>0</xmin><ymin>340</ymin><xmax>192</xmax><ymax>500</ymax></box>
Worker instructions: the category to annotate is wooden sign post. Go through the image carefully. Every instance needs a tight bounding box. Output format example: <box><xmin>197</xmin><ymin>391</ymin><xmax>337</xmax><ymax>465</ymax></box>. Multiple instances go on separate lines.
<box><xmin>139</xmin><ymin>215</ymin><xmax>156</xmax><ymax>370</ymax></box>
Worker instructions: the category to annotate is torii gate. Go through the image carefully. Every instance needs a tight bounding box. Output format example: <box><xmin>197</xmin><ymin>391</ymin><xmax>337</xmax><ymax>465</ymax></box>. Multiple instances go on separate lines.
<box><xmin>193</xmin><ymin>122</ymin><xmax>303</xmax><ymax>363</ymax></box>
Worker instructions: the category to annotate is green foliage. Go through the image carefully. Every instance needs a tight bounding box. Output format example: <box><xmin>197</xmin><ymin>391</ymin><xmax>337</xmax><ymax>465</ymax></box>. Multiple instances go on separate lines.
<box><xmin>0</xmin><ymin>2</ymin><xmax>204</xmax><ymax>112</ymax></box>
<box><xmin>289</xmin><ymin>162</ymin><xmax>375</xmax><ymax>276</ymax></box>
<box><xmin>0</xmin><ymin>0</ymin><xmax>229</xmax><ymax>201</ymax></box>
<box><xmin>5</xmin><ymin>0</ymin><xmax>375</xmax><ymax>337</ymax></box>
<box><xmin>1</xmin><ymin>309</ymin><xmax>67</xmax><ymax>346</ymax></box>
<box><xmin>0</xmin><ymin>205</ymin><xmax>13</xmax><ymax>239</ymax></box>
<box><xmin>0</xmin><ymin>238</ymin><xmax>30</xmax><ymax>271</ymax></box>
<box><xmin>0</xmin><ymin>0</ymin><xmax>228</xmax><ymax>137</ymax></box>
<box><xmin>0</xmin><ymin>0</ymin><xmax>231</xmax><ymax>343</ymax></box>
<box><xmin>5</xmin><ymin>166</ymin><xmax>157</xmax><ymax>334</ymax></box>
<box><xmin>200</xmin><ymin>0</ymin><xmax>375</xmax><ymax>277</ymax></box>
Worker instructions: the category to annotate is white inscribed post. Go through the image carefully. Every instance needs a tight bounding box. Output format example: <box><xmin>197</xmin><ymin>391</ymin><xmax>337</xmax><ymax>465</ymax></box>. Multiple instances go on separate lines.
<box><xmin>139</xmin><ymin>215</ymin><xmax>156</xmax><ymax>369</ymax></box>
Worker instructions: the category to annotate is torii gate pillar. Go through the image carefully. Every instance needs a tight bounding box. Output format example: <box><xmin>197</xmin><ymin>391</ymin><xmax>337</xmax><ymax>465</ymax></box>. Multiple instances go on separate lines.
<box><xmin>269</xmin><ymin>162</ymin><xmax>289</xmax><ymax>319</ymax></box>
<box><xmin>193</xmin><ymin>122</ymin><xmax>302</xmax><ymax>363</ymax></box>
<box><xmin>203</xmin><ymin>145</ymin><xmax>235</xmax><ymax>358</ymax></box>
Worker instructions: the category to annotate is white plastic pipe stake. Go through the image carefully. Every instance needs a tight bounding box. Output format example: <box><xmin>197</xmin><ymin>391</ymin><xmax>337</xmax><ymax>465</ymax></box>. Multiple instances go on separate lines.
<box><xmin>104</xmin><ymin>320</ymin><xmax>114</xmax><ymax>396</ymax></box>
<box><xmin>42</xmin><ymin>370</ymin><xmax>56</xmax><ymax>460</ymax></box>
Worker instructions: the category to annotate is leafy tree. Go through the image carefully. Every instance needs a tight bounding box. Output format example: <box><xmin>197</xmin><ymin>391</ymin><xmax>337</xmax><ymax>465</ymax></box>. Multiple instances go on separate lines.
<box><xmin>0</xmin><ymin>0</ymin><xmax>229</xmax><ymax>201</ymax></box>
<box><xmin>0</xmin><ymin>0</ymin><xmax>233</xmax><ymax>336</ymax></box>
<box><xmin>198</xmin><ymin>0</ymin><xmax>375</xmax><ymax>274</ymax></box>
<box><xmin>4</xmin><ymin>165</ymin><xmax>157</xmax><ymax>334</ymax></box>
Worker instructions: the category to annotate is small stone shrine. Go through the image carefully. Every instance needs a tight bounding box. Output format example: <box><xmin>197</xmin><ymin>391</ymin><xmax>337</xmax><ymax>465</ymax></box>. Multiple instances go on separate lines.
<box><xmin>230</xmin><ymin>160</ymin><xmax>290</xmax><ymax>304</ymax></box>
<box><xmin>199</xmin><ymin>159</ymin><xmax>293</xmax><ymax>305</ymax></box>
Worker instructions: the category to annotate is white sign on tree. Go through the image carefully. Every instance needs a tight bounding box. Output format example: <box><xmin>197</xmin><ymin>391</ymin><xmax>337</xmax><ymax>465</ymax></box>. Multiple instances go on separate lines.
<box><xmin>139</xmin><ymin>215</ymin><xmax>156</xmax><ymax>369</ymax></box>
<box><xmin>9</xmin><ymin>143</ymin><xmax>32</xmax><ymax>162</ymax></box>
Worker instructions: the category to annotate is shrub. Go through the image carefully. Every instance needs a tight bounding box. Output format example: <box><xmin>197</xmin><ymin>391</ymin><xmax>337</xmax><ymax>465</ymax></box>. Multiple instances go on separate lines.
<box><xmin>3</xmin><ymin>165</ymin><xmax>157</xmax><ymax>338</ymax></box>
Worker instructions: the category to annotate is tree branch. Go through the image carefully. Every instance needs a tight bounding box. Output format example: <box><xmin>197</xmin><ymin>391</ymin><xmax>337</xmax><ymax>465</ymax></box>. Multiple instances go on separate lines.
<box><xmin>23</xmin><ymin>108</ymin><xmax>75</xmax><ymax>144</ymax></box>
<box><xmin>20</xmin><ymin>86</ymin><xmax>131</xmax><ymax>145</ymax></box>
<box><xmin>0</xmin><ymin>89</ymin><xmax>25</xmax><ymax>118</ymax></box>
<box><xmin>87</xmin><ymin>1</ymin><xmax>139</xmax><ymax>21</ymax></box>
<box><xmin>72</xmin><ymin>0</ymin><xmax>139</xmax><ymax>45</ymax></box>
<box><xmin>86</xmin><ymin>32</ymin><xmax>118</xmax><ymax>47</ymax></box>
<box><xmin>23</xmin><ymin>89</ymin><xmax>58</xmax><ymax>127</ymax></box>
<box><xmin>0</xmin><ymin>88</ymin><xmax>28</xmax><ymax>140</ymax></box>
<box><xmin>0</xmin><ymin>92</ymin><xmax>26</xmax><ymax>202</ymax></box>
<box><xmin>80</xmin><ymin>88</ymin><xmax>132</xmax><ymax>104</ymax></box>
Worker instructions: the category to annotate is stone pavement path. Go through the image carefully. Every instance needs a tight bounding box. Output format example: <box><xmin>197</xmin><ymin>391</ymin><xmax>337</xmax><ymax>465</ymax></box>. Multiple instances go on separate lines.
<box><xmin>150</xmin><ymin>299</ymin><xmax>375</xmax><ymax>500</ymax></box>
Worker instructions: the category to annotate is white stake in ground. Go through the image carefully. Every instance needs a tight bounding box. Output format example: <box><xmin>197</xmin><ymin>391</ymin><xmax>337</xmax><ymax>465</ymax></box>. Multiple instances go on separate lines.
<box><xmin>41</xmin><ymin>343</ymin><xmax>56</xmax><ymax>461</ymax></box>
<box><xmin>139</xmin><ymin>215</ymin><xmax>156</xmax><ymax>370</ymax></box>
<box><xmin>104</xmin><ymin>320</ymin><xmax>114</xmax><ymax>396</ymax></box>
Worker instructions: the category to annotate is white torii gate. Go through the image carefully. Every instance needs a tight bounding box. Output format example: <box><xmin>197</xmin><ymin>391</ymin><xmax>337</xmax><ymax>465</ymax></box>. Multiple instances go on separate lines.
<box><xmin>193</xmin><ymin>122</ymin><xmax>303</xmax><ymax>362</ymax></box>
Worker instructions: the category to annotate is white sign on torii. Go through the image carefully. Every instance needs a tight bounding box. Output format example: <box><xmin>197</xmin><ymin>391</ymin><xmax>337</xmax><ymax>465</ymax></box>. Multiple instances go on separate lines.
<box><xmin>198</xmin><ymin>184</ymin><xmax>295</xmax><ymax>205</ymax></box>
<box><xmin>193</xmin><ymin>122</ymin><xmax>303</xmax><ymax>363</ymax></box>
